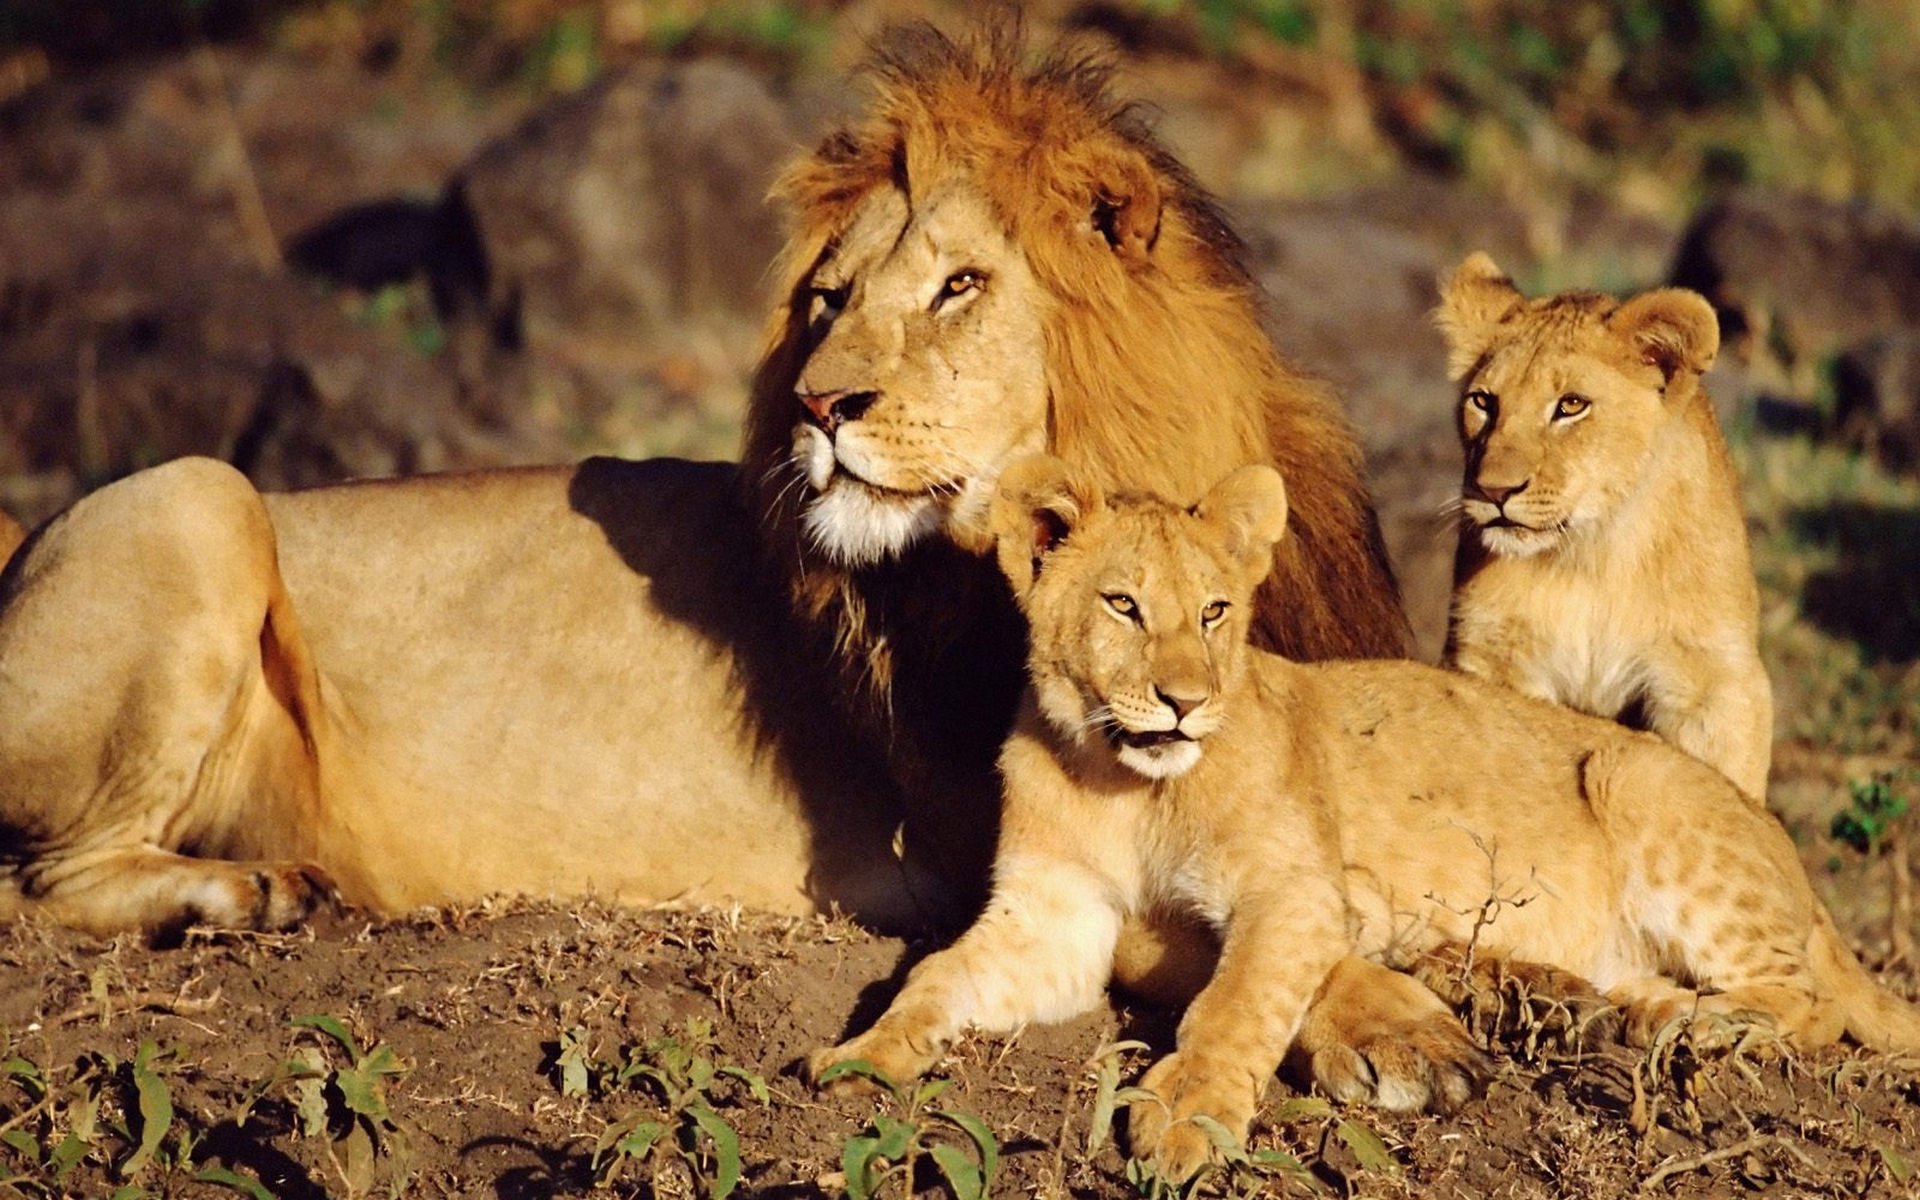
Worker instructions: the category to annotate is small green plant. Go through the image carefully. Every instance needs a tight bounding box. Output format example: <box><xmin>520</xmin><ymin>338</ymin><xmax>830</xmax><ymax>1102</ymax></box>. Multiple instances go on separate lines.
<box><xmin>1832</xmin><ymin>768</ymin><xmax>1919</xmax><ymax>963</ymax></box>
<box><xmin>1121</xmin><ymin>1094</ymin><xmax>1395</xmax><ymax>1199</ymax></box>
<box><xmin>242</xmin><ymin>1013</ymin><xmax>413</xmax><ymax>1199</ymax></box>
<box><xmin>556</xmin><ymin>1017</ymin><xmax>768</xmax><ymax>1198</ymax></box>
<box><xmin>814</xmin><ymin>1060</ymin><xmax>999</xmax><ymax>1200</ymax></box>
<box><xmin>0</xmin><ymin>1040</ymin><xmax>272</xmax><ymax>1198</ymax></box>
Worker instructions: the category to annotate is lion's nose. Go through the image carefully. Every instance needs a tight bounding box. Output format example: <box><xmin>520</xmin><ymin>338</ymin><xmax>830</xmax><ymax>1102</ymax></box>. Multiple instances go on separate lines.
<box><xmin>798</xmin><ymin>388</ymin><xmax>878</xmax><ymax>434</ymax></box>
<box><xmin>1154</xmin><ymin>685</ymin><xmax>1206</xmax><ymax>722</ymax></box>
<box><xmin>1466</xmin><ymin>478</ymin><xmax>1529</xmax><ymax>508</ymax></box>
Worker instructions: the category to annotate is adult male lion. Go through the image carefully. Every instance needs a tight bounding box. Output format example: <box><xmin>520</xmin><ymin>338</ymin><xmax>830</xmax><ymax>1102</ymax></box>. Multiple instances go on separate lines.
<box><xmin>0</xmin><ymin>28</ymin><xmax>1404</xmax><ymax>946</ymax></box>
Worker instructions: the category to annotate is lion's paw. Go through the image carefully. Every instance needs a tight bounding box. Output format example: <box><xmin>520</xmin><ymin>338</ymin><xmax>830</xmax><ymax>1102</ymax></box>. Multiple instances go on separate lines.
<box><xmin>804</xmin><ymin>1025</ymin><xmax>939</xmax><ymax>1097</ymax></box>
<box><xmin>1308</xmin><ymin>1011</ymin><xmax>1488</xmax><ymax>1113</ymax></box>
<box><xmin>1126</xmin><ymin>1052</ymin><xmax>1253</xmax><ymax>1183</ymax></box>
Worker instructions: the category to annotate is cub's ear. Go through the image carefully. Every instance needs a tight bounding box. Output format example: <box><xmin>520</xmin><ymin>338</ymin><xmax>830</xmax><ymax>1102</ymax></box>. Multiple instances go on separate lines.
<box><xmin>1087</xmin><ymin>143</ymin><xmax>1162</xmax><ymax>262</ymax></box>
<box><xmin>991</xmin><ymin>455</ymin><xmax>1101</xmax><ymax>598</ymax></box>
<box><xmin>1608</xmin><ymin>287</ymin><xmax>1720</xmax><ymax>382</ymax></box>
<box><xmin>1195</xmin><ymin>465</ymin><xmax>1289</xmax><ymax>579</ymax></box>
<box><xmin>1435</xmin><ymin>252</ymin><xmax>1523</xmax><ymax>380</ymax></box>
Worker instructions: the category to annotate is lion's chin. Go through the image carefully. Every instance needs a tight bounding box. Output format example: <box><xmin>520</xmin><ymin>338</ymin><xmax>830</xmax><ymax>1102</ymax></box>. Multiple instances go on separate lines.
<box><xmin>1117</xmin><ymin>740</ymin><xmax>1203</xmax><ymax>781</ymax></box>
<box><xmin>802</xmin><ymin>480</ymin><xmax>944</xmax><ymax>567</ymax></box>
<box><xmin>1473</xmin><ymin>522</ymin><xmax>1562</xmax><ymax>559</ymax></box>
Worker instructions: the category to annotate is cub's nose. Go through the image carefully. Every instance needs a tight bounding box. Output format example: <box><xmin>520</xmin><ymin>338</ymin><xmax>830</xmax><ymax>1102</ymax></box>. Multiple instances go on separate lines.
<box><xmin>1154</xmin><ymin>685</ymin><xmax>1206</xmax><ymax>722</ymax></box>
<box><xmin>1466</xmin><ymin>478</ymin><xmax>1529</xmax><ymax>508</ymax></box>
<box><xmin>798</xmin><ymin>388</ymin><xmax>878</xmax><ymax>435</ymax></box>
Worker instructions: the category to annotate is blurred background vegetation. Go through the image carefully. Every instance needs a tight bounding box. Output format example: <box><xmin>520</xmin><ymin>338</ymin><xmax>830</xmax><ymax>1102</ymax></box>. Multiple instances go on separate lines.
<box><xmin>5</xmin><ymin>0</ymin><xmax>1918</xmax><ymax>220</ymax></box>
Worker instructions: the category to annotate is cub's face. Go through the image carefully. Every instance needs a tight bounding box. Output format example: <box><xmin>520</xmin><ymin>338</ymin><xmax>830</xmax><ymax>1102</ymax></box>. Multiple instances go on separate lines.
<box><xmin>1435</xmin><ymin>253</ymin><xmax>1720</xmax><ymax>559</ymax></box>
<box><xmin>993</xmin><ymin>461</ymin><xmax>1288</xmax><ymax>781</ymax></box>
<box><xmin>1454</xmin><ymin>334</ymin><xmax>1668</xmax><ymax>558</ymax></box>
<box><xmin>787</xmin><ymin>182</ymin><xmax>1051</xmax><ymax>567</ymax></box>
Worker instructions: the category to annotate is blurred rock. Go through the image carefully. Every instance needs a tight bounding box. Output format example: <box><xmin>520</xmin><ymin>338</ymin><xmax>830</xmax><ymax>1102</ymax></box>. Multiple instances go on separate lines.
<box><xmin>1835</xmin><ymin>332</ymin><xmax>1920</xmax><ymax>475</ymax></box>
<box><xmin>450</xmin><ymin>57</ymin><xmax>798</xmax><ymax>363</ymax></box>
<box><xmin>1670</xmin><ymin>191</ymin><xmax>1920</xmax><ymax>401</ymax></box>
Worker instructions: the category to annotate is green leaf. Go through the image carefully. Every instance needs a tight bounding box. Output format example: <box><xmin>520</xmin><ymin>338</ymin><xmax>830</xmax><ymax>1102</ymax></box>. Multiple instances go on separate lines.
<box><xmin>841</xmin><ymin>1134</ymin><xmax>883</xmax><ymax>1200</ymax></box>
<box><xmin>49</xmin><ymin>1132</ymin><xmax>90</xmax><ymax>1179</ymax></box>
<box><xmin>935</xmin><ymin>1110</ymin><xmax>999</xmax><ymax>1183</ymax></box>
<box><xmin>108</xmin><ymin>1187</ymin><xmax>150</xmax><ymax>1200</ymax></box>
<box><xmin>685</xmin><ymin>1104</ymin><xmax>742</xmax><ymax>1199</ymax></box>
<box><xmin>291</xmin><ymin>1014</ymin><xmax>362</xmax><ymax>1061</ymax></box>
<box><xmin>1270</xmin><ymin>1096</ymin><xmax>1336</xmax><ymax>1122</ymax></box>
<box><xmin>557</xmin><ymin>1027</ymin><xmax>591</xmax><ymax>1098</ymax></box>
<box><xmin>716</xmin><ymin>1065</ymin><xmax>771</xmax><ymax>1104</ymax></box>
<box><xmin>0</xmin><ymin>1128</ymin><xmax>41</xmax><ymax>1163</ymax></box>
<box><xmin>929</xmin><ymin>1143</ymin><xmax>984</xmax><ymax>1200</ymax></box>
<box><xmin>814</xmin><ymin>1058</ymin><xmax>897</xmax><ymax>1094</ymax></box>
<box><xmin>336</xmin><ymin>1065</ymin><xmax>390</xmax><ymax>1120</ymax></box>
<box><xmin>1187</xmin><ymin>1114</ymin><xmax>1248</xmax><ymax>1164</ymax></box>
<box><xmin>1334</xmin><ymin>1117</ymin><xmax>1400</xmax><ymax>1176</ymax></box>
<box><xmin>342</xmin><ymin>1119</ymin><xmax>376</xmax><ymax>1196</ymax></box>
<box><xmin>195</xmin><ymin>1165</ymin><xmax>276</xmax><ymax>1200</ymax></box>
<box><xmin>121</xmin><ymin>1041</ymin><xmax>174</xmax><ymax>1178</ymax></box>
<box><xmin>869</xmin><ymin>1114</ymin><xmax>916</xmax><ymax>1161</ymax></box>
<box><xmin>912</xmin><ymin>1078</ymin><xmax>953</xmax><ymax>1107</ymax></box>
<box><xmin>1879</xmin><ymin>1142</ymin><xmax>1913</xmax><ymax>1181</ymax></box>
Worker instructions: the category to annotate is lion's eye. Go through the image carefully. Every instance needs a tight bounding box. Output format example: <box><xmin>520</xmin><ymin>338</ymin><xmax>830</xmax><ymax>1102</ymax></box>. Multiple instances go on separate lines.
<box><xmin>808</xmin><ymin>283</ymin><xmax>849</xmax><ymax>319</ymax></box>
<box><xmin>1464</xmin><ymin>391</ymin><xmax>1496</xmax><ymax>417</ymax></box>
<box><xmin>1103</xmin><ymin>593</ymin><xmax>1139</xmax><ymax>621</ymax></box>
<box><xmin>933</xmin><ymin>270</ymin><xmax>985</xmax><ymax>311</ymax></box>
<box><xmin>1200</xmin><ymin>600</ymin><xmax>1229</xmax><ymax>626</ymax></box>
<box><xmin>1553</xmin><ymin>393</ymin><xmax>1591</xmax><ymax>420</ymax></box>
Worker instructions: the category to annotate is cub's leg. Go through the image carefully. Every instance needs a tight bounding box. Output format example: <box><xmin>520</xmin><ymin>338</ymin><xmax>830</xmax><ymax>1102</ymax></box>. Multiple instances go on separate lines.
<box><xmin>1127</xmin><ymin>883</ymin><xmax>1349</xmax><ymax>1183</ymax></box>
<box><xmin>0</xmin><ymin>458</ymin><xmax>334</xmax><ymax>936</ymax></box>
<box><xmin>1583</xmin><ymin>741</ymin><xmax>1834</xmax><ymax>1048</ymax></box>
<box><xmin>806</xmin><ymin>851</ymin><xmax>1121</xmax><ymax>1089</ymax></box>
<box><xmin>1641</xmin><ymin>650</ymin><xmax>1774</xmax><ymax>801</ymax></box>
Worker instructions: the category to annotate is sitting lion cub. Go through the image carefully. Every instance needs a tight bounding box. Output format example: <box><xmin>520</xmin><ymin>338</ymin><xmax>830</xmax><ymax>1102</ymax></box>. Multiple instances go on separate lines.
<box><xmin>808</xmin><ymin>456</ymin><xmax>1920</xmax><ymax>1181</ymax></box>
<box><xmin>1436</xmin><ymin>254</ymin><xmax>1773</xmax><ymax>799</ymax></box>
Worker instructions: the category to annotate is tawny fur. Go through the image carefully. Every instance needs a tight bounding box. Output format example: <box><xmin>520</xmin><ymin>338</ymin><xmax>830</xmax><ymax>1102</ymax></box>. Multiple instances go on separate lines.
<box><xmin>0</xmin><ymin>20</ymin><xmax>1409</xmax><ymax>1007</ymax></box>
<box><xmin>811</xmin><ymin>457</ymin><xmax>1920</xmax><ymax>1182</ymax></box>
<box><xmin>1436</xmin><ymin>253</ymin><xmax>1772</xmax><ymax>800</ymax></box>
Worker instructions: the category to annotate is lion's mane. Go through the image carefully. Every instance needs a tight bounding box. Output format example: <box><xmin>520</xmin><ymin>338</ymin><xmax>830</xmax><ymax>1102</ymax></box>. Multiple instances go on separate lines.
<box><xmin>740</xmin><ymin>23</ymin><xmax>1407</xmax><ymax>806</ymax></box>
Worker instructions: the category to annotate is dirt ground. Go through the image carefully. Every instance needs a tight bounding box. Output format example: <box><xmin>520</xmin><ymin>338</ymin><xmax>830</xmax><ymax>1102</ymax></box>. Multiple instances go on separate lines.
<box><xmin>1</xmin><ymin>897</ymin><xmax>1917</xmax><ymax>1198</ymax></box>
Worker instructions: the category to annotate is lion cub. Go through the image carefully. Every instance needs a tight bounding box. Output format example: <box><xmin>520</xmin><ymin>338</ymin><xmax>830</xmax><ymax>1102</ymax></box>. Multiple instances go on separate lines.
<box><xmin>808</xmin><ymin>457</ymin><xmax>1920</xmax><ymax>1181</ymax></box>
<box><xmin>1436</xmin><ymin>254</ymin><xmax>1773</xmax><ymax>799</ymax></box>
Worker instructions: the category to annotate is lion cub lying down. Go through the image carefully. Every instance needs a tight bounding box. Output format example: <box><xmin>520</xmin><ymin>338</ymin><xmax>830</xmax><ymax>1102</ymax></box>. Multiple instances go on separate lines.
<box><xmin>809</xmin><ymin>457</ymin><xmax>1920</xmax><ymax>1180</ymax></box>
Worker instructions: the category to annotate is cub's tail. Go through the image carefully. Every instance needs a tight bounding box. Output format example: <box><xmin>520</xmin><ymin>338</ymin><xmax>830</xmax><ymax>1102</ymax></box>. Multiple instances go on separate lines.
<box><xmin>1811</xmin><ymin>907</ymin><xmax>1920</xmax><ymax>1053</ymax></box>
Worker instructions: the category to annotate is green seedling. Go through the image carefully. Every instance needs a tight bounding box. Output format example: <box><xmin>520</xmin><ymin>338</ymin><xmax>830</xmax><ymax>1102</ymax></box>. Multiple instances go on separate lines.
<box><xmin>1122</xmin><ymin>1094</ymin><xmax>1397</xmax><ymax>1199</ymax></box>
<box><xmin>248</xmin><ymin>1013</ymin><xmax>416</xmax><ymax>1199</ymax></box>
<box><xmin>559</xmin><ymin>1017</ymin><xmax>768</xmax><ymax>1198</ymax></box>
<box><xmin>815</xmin><ymin>1060</ymin><xmax>999</xmax><ymax>1200</ymax></box>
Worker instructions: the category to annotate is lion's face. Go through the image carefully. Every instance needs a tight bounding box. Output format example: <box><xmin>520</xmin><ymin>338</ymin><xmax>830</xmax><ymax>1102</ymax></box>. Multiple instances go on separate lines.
<box><xmin>1453</xmin><ymin>330</ymin><xmax>1669</xmax><ymax>558</ymax></box>
<box><xmin>991</xmin><ymin>459</ymin><xmax>1288</xmax><ymax>781</ymax></box>
<box><xmin>787</xmin><ymin>182</ymin><xmax>1050</xmax><ymax>567</ymax></box>
<box><xmin>1436</xmin><ymin>254</ymin><xmax>1721</xmax><ymax>559</ymax></box>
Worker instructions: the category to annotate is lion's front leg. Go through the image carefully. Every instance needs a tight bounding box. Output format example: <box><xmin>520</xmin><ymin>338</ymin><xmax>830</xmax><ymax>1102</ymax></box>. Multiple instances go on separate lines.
<box><xmin>1127</xmin><ymin>887</ymin><xmax>1349</xmax><ymax>1183</ymax></box>
<box><xmin>808</xmin><ymin>852</ymin><xmax>1121</xmax><ymax>1091</ymax></box>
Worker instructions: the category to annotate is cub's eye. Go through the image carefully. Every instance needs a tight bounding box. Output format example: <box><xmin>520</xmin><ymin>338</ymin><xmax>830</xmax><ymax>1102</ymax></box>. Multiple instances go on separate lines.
<box><xmin>1464</xmin><ymin>391</ymin><xmax>1496</xmax><ymax>416</ymax></box>
<box><xmin>808</xmin><ymin>284</ymin><xmax>849</xmax><ymax>319</ymax></box>
<box><xmin>933</xmin><ymin>270</ymin><xmax>985</xmax><ymax>311</ymax></box>
<box><xmin>1553</xmin><ymin>393</ymin><xmax>1591</xmax><ymax>420</ymax></box>
<box><xmin>1103</xmin><ymin>593</ymin><xmax>1139</xmax><ymax>621</ymax></box>
<box><xmin>1200</xmin><ymin>600</ymin><xmax>1229</xmax><ymax>626</ymax></box>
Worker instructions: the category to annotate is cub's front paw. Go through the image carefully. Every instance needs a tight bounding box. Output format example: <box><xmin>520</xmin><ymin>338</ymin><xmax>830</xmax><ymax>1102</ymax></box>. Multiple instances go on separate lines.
<box><xmin>1306</xmin><ymin>1009</ymin><xmax>1488</xmax><ymax>1113</ymax></box>
<box><xmin>1125</xmin><ymin>1052</ymin><xmax>1255</xmax><ymax>1183</ymax></box>
<box><xmin>805</xmin><ymin>1024</ymin><xmax>940</xmax><ymax>1097</ymax></box>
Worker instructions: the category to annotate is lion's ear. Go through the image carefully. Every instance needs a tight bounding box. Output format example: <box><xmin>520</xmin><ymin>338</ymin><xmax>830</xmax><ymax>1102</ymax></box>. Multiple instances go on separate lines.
<box><xmin>1089</xmin><ymin>147</ymin><xmax>1162</xmax><ymax>262</ymax></box>
<box><xmin>1608</xmin><ymin>287</ymin><xmax>1720</xmax><ymax>383</ymax></box>
<box><xmin>1435</xmin><ymin>252</ymin><xmax>1523</xmax><ymax>380</ymax></box>
<box><xmin>1195</xmin><ymin>465</ymin><xmax>1289</xmax><ymax>579</ymax></box>
<box><xmin>991</xmin><ymin>455</ymin><xmax>1100</xmax><ymax>598</ymax></box>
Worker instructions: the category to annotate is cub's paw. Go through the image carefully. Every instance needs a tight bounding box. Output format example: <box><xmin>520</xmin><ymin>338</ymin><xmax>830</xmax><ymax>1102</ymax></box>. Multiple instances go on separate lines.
<box><xmin>1126</xmin><ymin>1052</ymin><xmax>1254</xmax><ymax>1183</ymax></box>
<box><xmin>804</xmin><ymin>1025</ymin><xmax>939</xmax><ymax>1097</ymax></box>
<box><xmin>1305</xmin><ymin>1011</ymin><xmax>1488</xmax><ymax>1114</ymax></box>
<box><xmin>1416</xmin><ymin>948</ymin><xmax>1621</xmax><ymax>1055</ymax></box>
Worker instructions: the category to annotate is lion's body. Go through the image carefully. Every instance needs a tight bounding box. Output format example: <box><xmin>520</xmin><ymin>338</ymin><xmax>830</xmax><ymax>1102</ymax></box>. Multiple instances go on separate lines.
<box><xmin>1436</xmin><ymin>256</ymin><xmax>1772</xmax><ymax>798</ymax></box>
<box><xmin>0</xmin><ymin>26</ymin><xmax>1406</xmax><ymax>940</ymax></box>
<box><xmin>813</xmin><ymin>459</ymin><xmax>1920</xmax><ymax>1180</ymax></box>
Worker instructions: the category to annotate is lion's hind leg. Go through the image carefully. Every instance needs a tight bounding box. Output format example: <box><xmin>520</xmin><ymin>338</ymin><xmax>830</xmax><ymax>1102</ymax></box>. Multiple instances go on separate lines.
<box><xmin>0</xmin><ymin>458</ymin><xmax>334</xmax><ymax>937</ymax></box>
